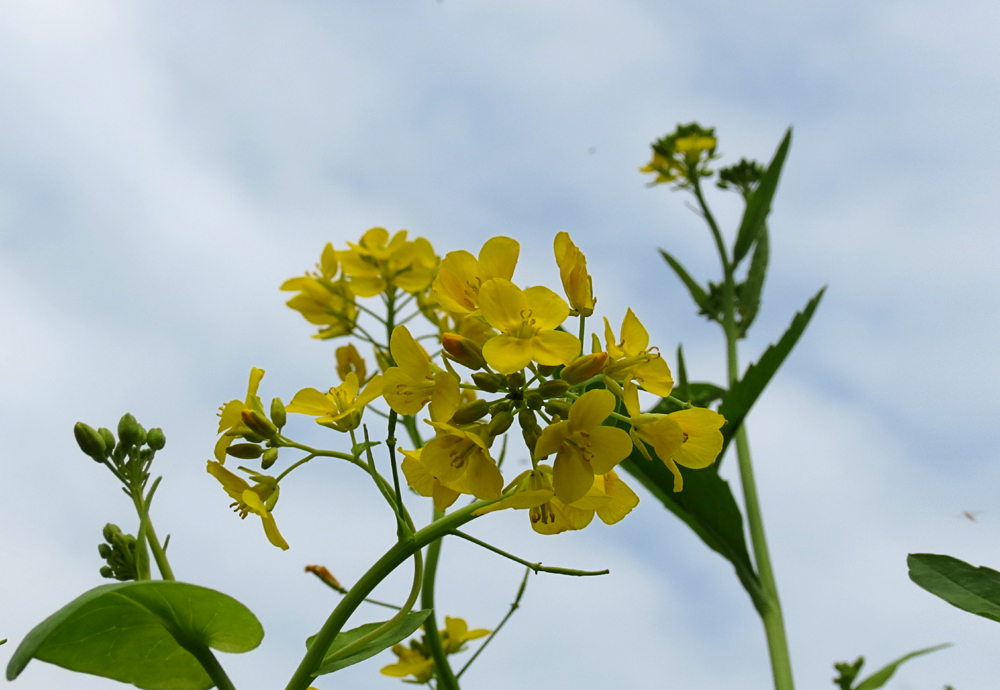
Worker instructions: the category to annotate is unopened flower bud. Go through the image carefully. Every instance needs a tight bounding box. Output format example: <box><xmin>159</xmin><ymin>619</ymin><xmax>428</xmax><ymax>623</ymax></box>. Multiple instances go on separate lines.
<box><xmin>441</xmin><ymin>333</ymin><xmax>487</xmax><ymax>370</ymax></box>
<box><xmin>146</xmin><ymin>428</ymin><xmax>166</xmax><ymax>451</ymax></box>
<box><xmin>118</xmin><ymin>414</ymin><xmax>141</xmax><ymax>446</ymax></box>
<box><xmin>270</xmin><ymin>398</ymin><xmax>287</xmax><ymax>430</ymax></box>
<box><xmin>261</xmin><ymin>447</ymin><xmax>279</xmax><ymax>470</ymax></box>
<box><xmin>525</xmin><ymin>392</ymin><xmax>543</xmax><ymax>410</ymax></box>
<box><xmin>518</xmin><ymin>408</ymin><xmax>538</xmax><ymax>431</ymax></box>
<box><xmin>488</xmin><ymin>410</ymin><xmax>514</xmax><ymax>436</ymax></box>
<box><xmin>544</xmin><ymin>399</ymin><xmax>572</xmax><ymax>419</ymax></box>
<box><xmin>472</xmin><ymin>372</ymin><xmax>505</xmax><ymax>393</ymax></box>
<box><xmin>241</xmin><ymin>409</ymin><xmax>278</xmax><ymax>440</ymax></box>
<box><xmin>99</xmin><ymin>565</ymin><xmax>115</xmax><ymax>579</ymax></box>
<box><xmin>98</xmin><ymin>543</ymin><xmax>113</xmax><ymax>559</ymax></box>
<box><xmin>507</xmin><ymin>372</ymin><xmax>526</xmax><ymax>389</ymax></box>
<box><xmin>537</xmin><ymin>379</ymin><xmax>570</xmax><ymax>398</ymax></box>
<box><xmin>537</xmin><ymin>364</ymin><xmax>559</xmax><ymax>377</ymax></box>
<box><xmin>491</xmin><ymin>399</ymin><xmax>514</xmax><ymax>414</ymax></box>
<box><xmin>98</xmin><ymin>427</ymin><xmax>116</xmax><ymax>452</ymax></box>
<box><xmin>559</xmin><ymin>352</ymin><xmax>609</xmax><ymax>385</ymax></box>
<box><xmin>522</xmin><ymin>425</ymin><xmax>542</xmax><ymax>456</ymax></box>
<box><xmin>452</xmin><ymin>399</ymin><xmax>490</xmax><ymax>424</ymax></box>
<box><xmin>74</xmin><ymin>422</ymin><xmax>106</xmax><ymax>460</ymax></box>
<box><xmin>103</xmin><ymin>523</ymin><xmax>121</xmax><ymax>542</ymax></box>
<box><xmin>227</xmin><ymin>443</ymin><xmax>264</xmax><ymax>460</ymax></box>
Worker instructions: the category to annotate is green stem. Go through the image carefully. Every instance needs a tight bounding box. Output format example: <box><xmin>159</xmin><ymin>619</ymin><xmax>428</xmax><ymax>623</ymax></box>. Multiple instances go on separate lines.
<box><xmin>577</xmin><ymin>314</ymin><xmax>586</xmax><ymax>355</ymax></box>
<box><xmin>283</xmin><ymin>500</ymin><xmax>489</xmax><ymax>690</ymax></box>
<box><xmin>450</xmin><ymin>530</ymin><xmax>609</xmax><ymax>577</ymax></box>
<box><xmin>421</xmin><ymin>510</ymin><xmax>460</xmax><ymax>690</ymax></box>
<box><xmin>457</xmin><ymin>567</ymin><xmax>530</xmax><ymax>679</ymax></box>
<box><xmin>183</xmin><ymin>643</ymin><xmax>238</xmax><ymax>690</ymax></box>
<box><xmin>130</xmin><ymin>478</ymin><xmax>174</xmax><ymax>581</ymax></box>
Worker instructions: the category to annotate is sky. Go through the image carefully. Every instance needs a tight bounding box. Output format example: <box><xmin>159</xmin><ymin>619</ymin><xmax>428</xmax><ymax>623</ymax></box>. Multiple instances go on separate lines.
<box><xmin>2</xmin><ymin>1</ymin><xmax>1000</xmax><ymax>689</ymax></box>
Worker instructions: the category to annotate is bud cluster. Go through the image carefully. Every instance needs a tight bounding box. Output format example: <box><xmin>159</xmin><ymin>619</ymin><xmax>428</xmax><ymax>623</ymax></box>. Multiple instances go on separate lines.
<box><xmin>74</xmin><ymin>414</ymin><xmax>166</xmax><ymax>493</ymax></box>
<box><xmin>98</xmin><ymin>523</ymin><xmax>138</xmax><ymax>581</ymax></box>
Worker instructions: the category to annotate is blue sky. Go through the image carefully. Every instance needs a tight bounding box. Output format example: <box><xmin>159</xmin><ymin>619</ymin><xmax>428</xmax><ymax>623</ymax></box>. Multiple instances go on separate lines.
<box><xmin>2</xmin><ymin>2</ymin><xmax>999</xmax><ymax>689</ymax></box>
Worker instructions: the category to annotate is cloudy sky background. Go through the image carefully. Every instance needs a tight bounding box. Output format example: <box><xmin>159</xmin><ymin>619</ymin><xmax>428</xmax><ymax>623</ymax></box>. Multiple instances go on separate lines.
<box><xmin>2</xmin><ymin>1</ymin><xmax>1000</xmax><ymax>688</ymax></box>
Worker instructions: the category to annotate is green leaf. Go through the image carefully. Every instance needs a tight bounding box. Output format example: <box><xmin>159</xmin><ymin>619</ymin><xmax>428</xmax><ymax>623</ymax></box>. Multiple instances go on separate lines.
<box><xmin>309</xmin><ymin>609</ymin><xmax>433</xmax><ymax>675</ymax></box>
<box><xmin>738</xmin><ymin>226</ymin><xmax>769</xmax><ymax>337</ymax></box>
<box><xmin>659</xmin><ymin>249</ymin><xmax>711</xmax><ymax>315</ymax></box>
<box><xmin>7</xmin><ymin>581</ymin><xmax>262</xmax><ymax>690</ymax></box>
<box><xmin>853</xmin><ymin>644</ymin><xmax>950</xmax><ymax>690</ymax></box>
<box><xmin>619</xmin><ymin>445</ymin><xmax>765</xmax><ymax>614</ymax></box>
<box><xmin>675</xmin><ymin>345</ymin><xmax>690</xmax><ymax>402</ymax></box>
<box><xmin>908</xmin><ymin>553</ymin><xmax>1000</xmax><ymax>623</ymax></box>
<box><xmin>717</xmin><ymin>287</ymin><xmax>825</xmax><ymax>464</ymax></box>
<box><xmin>732</xmin><ymin>128</ymin><xmax>792</xmax><ymax>266</ymax></box>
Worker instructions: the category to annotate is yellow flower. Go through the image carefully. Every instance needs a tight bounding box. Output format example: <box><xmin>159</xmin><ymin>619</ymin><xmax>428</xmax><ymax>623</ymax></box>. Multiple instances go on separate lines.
<box><xmin>431</xmin><ymin>236</ymin><xmax>519</xmax><ymax>315</ymax></box>
<box><xmin>603</xmin><ymin>309</ymin><xmax>675</xmax><ymax>397</ymax></box>
<box><xmin>285</xmin><ymin>372</ymin><xmax>383</xmax><ymax>433</ymax></box>
<box><xmin>553</xmin><ymin>232</ymin><xmax>595</xmax><ymax>317</ymax></box>
<box><xmin>280</xmin><ymin>248</ymin><xmax>358</xmax><ymax>339</ymax></box>
<box><xmin>214</xmin><ymin>368</ymin><xmax>267</xmax><ymax>463</ymax></box>
<box><xmin>206</xmin><ymin>460</ymin><xmax>289</xmax><ymax>550</ymax></box>
<box><xmin>623</xmin><ymin>380</ymin><xmax>725</xmax><ymax>491</ymax></box>
<box><xmin>335</xmin><ymin>343</ymin><xmax>367</xmax><ymax>382</ymax></box>
<box><xmin>440</xmin><ymin>617</ymin><xmax>490</xmax><ymax>653</ymax></box>
<box><xmin>337</xmin><ymin>227</ymin><xmax>438</xmax><ymax>297</ymax></box>
<box><xmin>534</xmin><ymin>389</ymin><xmax>633</xmax><ymax>504</ymax></box>
<box><xmin>640</xmin><ymin>123</ymin><xmax>719</xmax><ymax>187</ymax></box>
<box><xmin>382</xmin><ymin>325</ymin><xmax>448</xmax><ymax>415</ymax></box>
<box><xmin>400</xmin><ymin>447</ymin><xmax>469</xmax><ymax>512</ymax></box>
<box><xmin>381</xmin><ymin>644</ymin><xmax>435</xmax><ymax>683</ymax></box>
<box><xmin>479</xmin><ymin>278</ymin><xmax>580</xmax><ymax>375</ymax></box>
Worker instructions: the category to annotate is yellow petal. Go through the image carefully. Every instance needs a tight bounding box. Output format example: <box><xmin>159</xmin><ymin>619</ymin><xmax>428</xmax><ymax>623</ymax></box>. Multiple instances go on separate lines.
<box><xmin>348</xmin><ymin>276</ymin><xmax>386</xmax><ymax>297</ymax></box>
<box><xmin>630</xmin><ymin>356</ymin><xmax>674</xmax><ymax>398</ymax></box>
<box><xmin>421</xmin><ymin>435</ymin><xmax>469</xmax><ymax>482</ymax></box>
<box><xmin>479</xmin><ymin>278</ymin><xmax>527</xmax><ymax>333</ymax></box>
<box><xmin>522</xmin><ymin>286</ymin><xmax>570</xmax><ymax>330</ymax></box>
<box><xmin>217</xmin><ymin>399</ymin><xmax>244</xmax><ymax>434</ymax></box>
<box><xmin>603</xmin><ymin>317</ymin><xmax>624</xmax><ymax>359</ymax></box>
<box><xmin>246</xmin><ymin>368</ymin><xmax>265</xmax><ymax>400</ymax></box>
<box><xmin>432</xmin><ymin>483</ymin><xmax>460</xmax><ymax>511</ymax></box>
<box><xmin>534</xmin><ymin>420</ymin><xmax>570</xmax><ymax>459</ymax></box>
<box><xmin>356</xmin><ymin>374</ymin><xmax>384</xmax><ymax>408</ymax></box>
<box><xmin>286</xmin><ymin>388</ymin><xmax>335</xmax><ymax>417</ymax></box>
<box><xmin>382</xmin><ymin>368</ymin><xmax>434</xmax><ymax>415</ymax></box>
<box><xmin>401</xmin><ymin>452</ymin><xmax>437</xmax><ymax>498</ymax></box>
<box><xmin>647</xmin><ymin>415</ymin><xmax>685</xmax><ymax>464</ymax></box>
<box><xmin>530</xmin><ymin>330</ymin><xmax>580</xmax><ymax>367</ymax></box>
<box><xmin>582</xmin><ymin>426</ymin><xmax>633</xmax><ymax>475</ymax></box>
<box><xmin>465</xmin><ymin>450</ymin><xmax>503</xmax><ymax>501</ymax></box>
<box><xmin>478</xmin><ymin>236</ymin><xmax>519</xmax><ymax>281</ymax></box>
<box><xmin>670</xmin><ymin>408</ymin><xmax>725</xmax><ymax>469</ymax></box>
<box><xmin>390</xmin><ymin>325</ymin><xmax>432</xmax><ymax>380</ymax></box>
<box><xmin>429</xmin><ymin>371</ymin><xmax>461</xmax><ymax>424</ymax></box>
<box><xmin>553</xmin><ymin>446</ymin><xmax>595</xmax><ymax>504</ymax></box>
<box><xmin>595</xmin><ymin>470</ymin><xmax>640</xmax><ymax>525</ymax></box>
<box><xmin>320</xmin><ymin>242</ymin><xmax>338</xmax><ymax>278</ymax></box>
<box><xmin>623</xmin><ymin>380</ymin><xmax>642</xmax><ymax>418</ymax></box>
<box><xmin>207</xmin><ymin>460</ymin><xmax>251</xmax><ymax>495</ymax></box>
<box><xmin>242</xmin><ymin>489</ymin><xmax>268</xmax><ymax>517</ymax></box>
<box><xmin>620</xmin><ymin>309</ymin><xmax>649</xmax><ymax>356</ymax></box>
<box><xmin>568</xmin><ymin>388</ymin><xmax>616</xmax><ymax>432</ymax></box>
<box><xmin>261</xmin><ymin>513</ymin><xmax>290</xmax><ymax>550</ymax></box>
<box><xmin>432</xmin><ymin>250</ymin><xmax>481</xmax><ymax>314</ymax></box>
<box><xmin>482</xmin><ymin>335</ymin><xmax>533</xmax><ymax>375</ymax></box>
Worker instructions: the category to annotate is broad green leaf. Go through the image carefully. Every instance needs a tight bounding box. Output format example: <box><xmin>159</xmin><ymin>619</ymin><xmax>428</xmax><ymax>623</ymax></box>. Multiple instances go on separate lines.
<box><xmin>908</xmin><ymin>553</ymin><xmax>1000</xmax><ymax>622</ymax></box>
<box><xmin>738</xmin><ymin>226</ymin><xmax>769</xmax><ymax>337</ymax></box>
<box><xmin>732</xmin><ymin>128</ymin><xmax>791</xmax><ymax>266</ymax></box>
<box><xmin>310</xmin><ymin>609</ymin><xmax>432</xmax><ymax>675</ymax></box>
<box><xmin>7</xmin><ymin>581</ymin><xmax>262</xmax><ymax>690</ymax></box>
<box><xmin>853</xmin><ymin>643</ymin><xmax>950</xmax><ymax>690</ymax></box>
<box><xmin>717</xmin><ymin>287</ymin><xmax>825</xmax><ymax>464</ymax></box>
<box><xmin>618</xmin><ymin>443</ymin><xmax>765</xmax><ymax>613</ymax></box>
<box><xmin>659</xmin><ymin>249</ymin><xmax>711</xmax><ymax>315</ymax></box>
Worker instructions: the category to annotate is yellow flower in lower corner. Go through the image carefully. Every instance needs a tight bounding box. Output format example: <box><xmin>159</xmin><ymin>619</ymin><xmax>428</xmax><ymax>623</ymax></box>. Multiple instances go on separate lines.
<box><xmin>478</xmin><ymin>278</ymin><xmax>580</xmax><ymax>374</ymax></box>
<box><xmin>534</xmin><ymin>388</ymin><xmax>632</xmax><ymax>504</ymax></box>
<box><xmin>206</xmin><ymin>461</ymin><xmax>288</xmax><ymax>550</ymax></box>
<box><xmin>441</xmin><ymin>616</ymin><xmax>490</xmax><ymax>654</ymax></box>
<box><xmin>623</xmin><ymin>380</ymin><xmax>725</xmax><ymax>491</ymax></box>
<box><xmin>286</xmin><ymin>372</ymin><xmax>383</xmax><ymax>433</ymax></box>
<box><xmin>381</xmin><ymin>643</ymin><xmax>435</xmax><ymax>684</ymax></box>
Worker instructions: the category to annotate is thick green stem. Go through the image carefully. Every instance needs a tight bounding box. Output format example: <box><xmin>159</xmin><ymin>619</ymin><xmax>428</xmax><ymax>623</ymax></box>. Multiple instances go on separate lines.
<box><xmin>422</xmin><ymin>510</ymin><xmax>460</xmax><ymax>690</ymax></box>
<box><xmin>183</xmin><ymin>643</ymin><xmax>238</xmax><ymax>690</ymax></box>
<box><xmin>283</xmin><ymin>501</ymin><xmax>487</xmax><ymax>690</ymax></box>
<box><xmin>130</xmin><ymin>483</ymin><xmax>174</xmax><ymax>581</ymax></box>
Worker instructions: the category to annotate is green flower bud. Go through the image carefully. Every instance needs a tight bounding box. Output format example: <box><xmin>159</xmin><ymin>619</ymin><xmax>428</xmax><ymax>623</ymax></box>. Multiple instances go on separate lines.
<box><xmin>261</xmin><ymin>447</ymin><xmax>279</xmax><ymax>470</ymax></box>
<box><xmin>241</xmin><ymin>409</ymin><xmax>278</xmax><ymax>440</ymax></box>
<box><xmin>537</xmin><ymin>364</ymin><xmax>559</xmax><ymax>377</ymax></box>
<box><xmin>441</xmin><ymin>333</ymin><xmax>487</xmax><ymax>370</ymax></box>
<box><xmin>133</xmin><ymin>424</ymin><xmax>147</xmax><ymax>446</ymax></box>
<box><xmin>146</xmin><ymin>428</ymin><xmax>166</xmax><ymax>451</ymax></box>
<box><xmin>487</xmin><ymin>410</ymin><xmax>514</xmax><ymax>436</ymax></box>
<box><xmin>522</xmin><ymin>425</ymin><xmax>541</xmax><ymax>456</ymax></box>
<box><xmin>103</xmin><ymin>523</ymin><xmax>121</xmax><ymax>542</ymax></box>
<box><xmin>517</xmin><ymin>408</ymin><xmax>538</xmax><ymax>431</ymax></box>
<box><xmin>490</xmin><ymin>399</ymin><xmax>514</xmax><ymax>414</ymax></box>
<box><xmin>99</xmin><ymin>565</ymin><xmax>114</xmax><ymax>579</ymax></box>
<box><xmin>74</xmin><ymin>422</ymin><xmax>106</xmax><ymax>460</ymax></box>
<box><xmin>118</xmin><ymin>413</ymin><xmax>141</xmax><ymax>446</ymax></box>
<box><xmin>98</xmin><ymin>427</ymin><xmax>116</xmax><ymax>452</ymax></box>
<box><xmin>544</xmin><ymin>399</ymin><xmax>572</xmax><ymax>419</ymax></box>
<box><xmin>506</xmin><ymin>372</ymin><xmax>526</xmax><ymax>389</ymax></box>
<box><xmin>227</xmin><ymin>443</ymin><xmax>265</xmax><ymax>460</ymax></box>
<box><xmin>270</xmin><ymin>398</ymin><xmax>287</xmax><ymax>430</ymax></box>
<box><xmin>471</xmin><ymin>372</ymin><xmax>504</xmax><ymax>393</ymax></box>
<box><xmin>537</xmin><ymin>379</ymin><xmax>570</xmax><ymax>398</ymax></box>
<box><xmin>452</xmin><ymin>399</ymin><xmax>490</xmax><ymax>424</ymax></box>
<box><xmin>525</xmin><ymin>392</ymin><xmax>543</xmax><ymax>410</ymax></box>
<box><xmin>98</xmin><ymin>543</ymin><xmax>113</xmax><ymax>559</ymax></box>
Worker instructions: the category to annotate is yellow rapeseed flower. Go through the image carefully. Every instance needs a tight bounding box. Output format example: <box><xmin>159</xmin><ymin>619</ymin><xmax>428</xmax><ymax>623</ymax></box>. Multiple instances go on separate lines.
<box><xmin>431</xmin><ymin>236</ymin><xmax>519</xmax><ymax>315</ymax></box>
<box><xmin>534</xmin><ymin>389</ymin><xmax>632</xmax><ymax>504</ymax></box>
<box><xmin>206</xmin><ymin>460</ymin><xmax>289</xmax><ymax>550</ymax></box>
<box><xmin>281</xmin><ymin>245</ymin><xmax>357</xmax><ymax>339</ymax></box>
<box><xmin>382</xmin><ymin>325</ymin><xmax>448</xmax><ymax>415</ymax></box>
<box><xmin>285</xmin><ymin>372</ymin><xmax>383</xmax><ymax>433</ymax></box>
<box><xmin>381</xmin><ymin>644</ymin><xmax>435</xmax><ymax>683</ymax></box>
<box><xmin>400</xmin><ymin>447</ymin><xmax>469</xmax><ymax>512</ymax></box>
<box><xmin>553</xmin><ymin>232</ymin><xmax>595</xmax><ymax>317</ymax></box>
<box><xmin>214</xmin><ymin>368</ymin><xmax>267</xmax><ymax>463</ymax></box>
<box><xmin>603</xmin><ymin>309</ymin><xmax>675</xmax><ymax>397</ymax></box>
<box><xmin>337</xmin><ymin>227</ymin><xmax>437</xmax><ymax>297</ymax></box>
<box><xmin>441</xmin><ymin>617</ymin><xmax>490</xmax><ymax>653</ymax></box>
<box><xmin>479</xmin><ymin>278</ymin><xmax>580</xmax><ymax>374</ymax></box>
<box><xmin>335</xmin><ymin>343</ymin><xmax>367</xmax><ymax>382</ymax></box>
<box><xmin>623</xmin><ymin>380</ymin><xmax>725</xmax><ymax>491</ymax></box>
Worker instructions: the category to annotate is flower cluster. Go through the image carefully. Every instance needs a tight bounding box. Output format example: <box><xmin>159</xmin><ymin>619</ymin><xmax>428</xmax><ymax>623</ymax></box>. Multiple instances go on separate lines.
<box><xmin>380</xmin><ymin>616</ymin><xmax>489</xmax><ymax>684</ymax></box>
<box><xmin>207</xmin><ymin>226</ymin><xmax>726</xmax><ymax>547</ymax></box>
